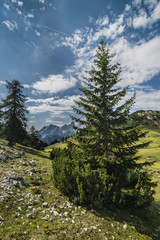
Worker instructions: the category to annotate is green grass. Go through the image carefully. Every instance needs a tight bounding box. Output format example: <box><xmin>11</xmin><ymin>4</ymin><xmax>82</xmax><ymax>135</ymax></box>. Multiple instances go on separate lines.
<box><xmin>0</xmin><ymin>129</ymin><xmax>160</xmax><ymax>239</ymax></box>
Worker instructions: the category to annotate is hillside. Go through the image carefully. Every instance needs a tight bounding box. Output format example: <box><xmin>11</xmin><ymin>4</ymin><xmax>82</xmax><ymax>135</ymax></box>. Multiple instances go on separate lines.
<box><xmin>130</xmin><ymin>110</ymin><xmax>160</xmax><ymax>129</ymax></box>
<box><xmin>0</xmin><ymin>135</ymin><xmax>160</xmax><ymax>239</ymax></box>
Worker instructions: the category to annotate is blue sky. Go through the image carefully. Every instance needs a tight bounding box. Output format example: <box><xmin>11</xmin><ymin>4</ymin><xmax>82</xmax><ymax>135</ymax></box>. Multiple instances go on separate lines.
<box><xmin>0</xmin><ymin>0</ymin><xmax>160</xmax><ymax>129</ymax></box>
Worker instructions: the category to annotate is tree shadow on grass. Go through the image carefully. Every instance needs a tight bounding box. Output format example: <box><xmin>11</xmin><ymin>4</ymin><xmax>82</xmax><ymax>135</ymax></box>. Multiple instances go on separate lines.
<box><xmin>25</xmin><ymin>148</ymin><xmax>51</xmax><ymax>160</ymax></box>
<box><xmin>94</xmin><ymin>200</ymin><xmax>160</xmax><ymax>240</ymax></box>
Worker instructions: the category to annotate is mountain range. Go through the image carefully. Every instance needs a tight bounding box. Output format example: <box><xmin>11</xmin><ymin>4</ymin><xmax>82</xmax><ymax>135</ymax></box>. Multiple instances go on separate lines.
<box><xmin>38</xmin><ymin>122</ymin><xmax>76</xmax><ymax>145</ymax></box>
<box><xmin>38</xmin><ymin>110</ymin><xmax>160</xmax><ymax>145</ymax></box>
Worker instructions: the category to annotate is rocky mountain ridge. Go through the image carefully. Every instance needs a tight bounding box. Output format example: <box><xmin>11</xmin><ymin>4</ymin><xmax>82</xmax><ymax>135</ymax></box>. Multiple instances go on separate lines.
<box><xmin>38</xmin><ymin>121</ymin><xmax>76</xmax><ymax>145</ymax></box>
<box><xmin>38</xmin><ymin>110</ymin><xmax>160</xmax><ymax>145</ymax></box>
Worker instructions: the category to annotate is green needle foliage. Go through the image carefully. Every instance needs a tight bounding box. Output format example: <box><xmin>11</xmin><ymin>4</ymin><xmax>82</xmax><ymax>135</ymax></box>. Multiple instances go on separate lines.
<box><xmin>0</xmin><ymin>80</ymin><xmax>28</xmax><ymax>146</ymax></box>
<box><xmin>52</xmin><ymin>41</ymin><xmax>157</xmax><ymax>208</ymax></box>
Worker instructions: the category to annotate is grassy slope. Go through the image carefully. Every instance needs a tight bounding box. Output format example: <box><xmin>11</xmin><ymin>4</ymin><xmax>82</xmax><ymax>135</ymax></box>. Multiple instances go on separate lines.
<box><xmin>0</xmin><ymin>128</ymin><xmax>160</xmax><ymax>239</ymax></box>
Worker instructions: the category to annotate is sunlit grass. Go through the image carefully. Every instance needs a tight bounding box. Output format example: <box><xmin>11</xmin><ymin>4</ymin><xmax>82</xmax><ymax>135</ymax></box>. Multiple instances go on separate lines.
<box><xmin>0</xmin><ymin>128</ymin><xmax>160</xmax><ymax>239</ymax></box>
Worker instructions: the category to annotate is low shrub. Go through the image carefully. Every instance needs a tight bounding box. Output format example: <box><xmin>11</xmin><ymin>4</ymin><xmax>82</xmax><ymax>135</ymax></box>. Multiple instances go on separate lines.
<box><xmin>52</xmin><ymin>143</ymin><xmax>156</xmax><ymax>209</ymax></box>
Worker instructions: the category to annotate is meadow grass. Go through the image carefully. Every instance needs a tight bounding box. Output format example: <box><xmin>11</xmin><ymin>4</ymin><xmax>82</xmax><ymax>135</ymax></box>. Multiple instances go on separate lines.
<box><xmin>0</xmin><ymin>128</ymin><xmax>160</xmax><ymax>239</ymax></box>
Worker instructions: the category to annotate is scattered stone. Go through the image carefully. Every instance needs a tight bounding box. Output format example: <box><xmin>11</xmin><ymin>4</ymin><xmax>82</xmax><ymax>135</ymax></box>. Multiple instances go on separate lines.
<box><xmin>32</xmin><ymin>208</ymin><xmax>38</xmax><ymax>215</ymax></box>
<box><xmin>10</xmin><ymin>175</ymin><xmax>29</xmax><ymax>187</ymax></box>
<box><xmin>29</xmin><ymin>160</ymin><xmax>36</xmax><ymax>167</ymax></box>
<box><xmin>63</xmin><ymin>212</ymin><xmax>68</xmax><ymax>217</ymax></box>
<box><xmin>18</xmin><ymin>206</ymin><xmax>22</xmax><ymax>212</ymax></box>
<box><xmin>27</xmin><ymin>213</ymin><xmax>34</xmax><ymax>219</ymax></box>
<box><xmin>0</xmin><ymin>155</ymin><xmax>7</xmax><ymax>162</ymax></box>
<box><xmin>14</xmin><ymin>152</ymin><xmax>21</xmax><ymax>158</ymax></box>
<box><xmin>42</xmin><ymin>215</ymin><xmax>49</xmax><ymax>221</ymax></box>
<box><xmin>0</xmin><ymin>216</ymin><xmax>4</xmax><ymax>221</ymax></box>
<box><xmin>43</xmin><ymin>202</ymin><xmax>48</xmax><ymax>208</ymax></box>
<box><xmin>52</xmin><ymin>210</ymin><xmax>59</xmax><ymax>216</ymax></box>
<box><xmin>123</xmin><ymin>224</ymin><xmax>127</xmax><ymax>229</ymax></box>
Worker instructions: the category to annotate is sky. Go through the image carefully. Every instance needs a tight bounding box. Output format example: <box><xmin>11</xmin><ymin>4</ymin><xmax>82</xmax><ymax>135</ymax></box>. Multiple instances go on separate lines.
<box><xmin>0</xmin><ymin>0</ymin><xmax>160</xmax><ymax>130</ymax></box>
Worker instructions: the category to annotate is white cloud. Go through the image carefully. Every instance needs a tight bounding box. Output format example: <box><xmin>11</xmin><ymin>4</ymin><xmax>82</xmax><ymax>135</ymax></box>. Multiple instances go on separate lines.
<box><xmin>92</xmin><ymin>14</ymin><xmax>124</xmax><ymax>41</ymax></box>
<box><xmin>18</xmin><ymin>1</ymin><xmax>23</xmax><ymax>7</ymax></box>
<box><xmin>27</xmin><ymin>13</ymin><xmax>34</xmax><ymax>18</ymax></box>
<box><xmin>4</xmin><ymin>4</ymin><xmax>10</xmax><ymax>10</ymax></box>
<box><xmin>88</xmin><ymin>16</ymin><xmax>94</xmax><ymax>24</ymax></box>
<box><xmin>16</xmin><ymin>8</ymin><xmax>22</xmax><ymax>15</ymax></box>
<box><xmin>11</xmin><ymin>0</ymin><xmax>17</xmax><ymax>2</ymax></box>
<box><xmin>27</xmin><ymin>95</ymin><xmax>80</xmax><ymax>115</ymax></box>
<box><xmin>35</xmin><ymin>30</ymin><xmax>41</xmax><ymax>36</ymax></box>
<box><xmin>152</xmin><ymin>2</ymin><xmax>160</xmax><ymax>22</ymax></box>
<box><xmin>28</xmin><ymin>102</ymin><xmax>75</xmax><ymax>115</ymax></box>
<box><xmin>112</xmin><ymin>36</ymin><xmax>160</xmax><ymax>86</ymax></box>
<box><xmin>125</xmin><ymin>4</ymin><xmax>131</xmax><ymax>11</ymax></box>
<box><xmin>27</xmin><ymin>97</ymin><xmax>55</xmax><ymax>103</ymax></box>
<box><xmin>132</xmin><ymin>0</ymin><xmax>142</xmax><ymax>8</ymax></box>
<box><xmin>96</xmin><ymin>16</ymin><xmax>109</xmax><ymax>26</ymax></box>
<box><xmin>0</xmin><ymin>81</ymin><xmax>5</xmax><ymax>85</ymax></box>
<box><xmin>134</xmin><ymin>89</ymin><xmax>160</xmax><ymax>109</ymax></box>
<box><xmin>133</xmin><ymin>10</ymin><xmax>149</xmax><ymax>28</ymax></box>
<box><xmin>32</xmin><ymin>74</ymin><xmax>77</xmax><ymax>94</ymax></box>
<box><xmin>2</xmin><ymin>20</ymin><xmax>18</xmax><ymax>31</ymax></box>
<box><xmin>39</xmin><ymin>0</ymin><xmax>45</xmax><ymax>3</ymax></box>
<box><xmin>23</xmin><ymin>84</ymin><xmax>30</xmax><ymax>88</ymax></box>
<box><xmin>144</xmin><ymin>0</ymin><xmax>158</xmax><ymax>11</ymax></box>
<box><xmin>133</xmin><ymin>1</ymin><xmax>160</xmax><ymax>28</ymax></box>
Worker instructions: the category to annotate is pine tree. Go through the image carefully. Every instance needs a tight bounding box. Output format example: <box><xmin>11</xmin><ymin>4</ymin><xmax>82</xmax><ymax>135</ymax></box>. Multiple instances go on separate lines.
<box><xmin>1</xmin><ymin>80</ymin><xmax>28</xmax><ymax>146</ymax></box>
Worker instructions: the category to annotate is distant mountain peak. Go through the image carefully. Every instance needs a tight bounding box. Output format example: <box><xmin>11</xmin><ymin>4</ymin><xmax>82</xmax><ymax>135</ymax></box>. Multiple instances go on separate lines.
<box><xmin>38</xmin><ymin>122</ymin><xmax>76</xmax><ymax>145</ymax></box>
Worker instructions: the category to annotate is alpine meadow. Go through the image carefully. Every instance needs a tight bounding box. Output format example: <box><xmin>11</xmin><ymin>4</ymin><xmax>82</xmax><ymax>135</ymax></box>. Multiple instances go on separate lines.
<box><xmin>0</xmin><ymin>41</ymin><xmax>160</xmax><ymax>239</ymax></box>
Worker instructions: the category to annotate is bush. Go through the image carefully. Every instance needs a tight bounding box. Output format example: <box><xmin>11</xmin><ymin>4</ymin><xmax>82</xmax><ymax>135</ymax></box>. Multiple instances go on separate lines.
<box><xmin>52</xmin><ymin>143</ymin><xmax>156</xmax><ymax>209</ymax></box>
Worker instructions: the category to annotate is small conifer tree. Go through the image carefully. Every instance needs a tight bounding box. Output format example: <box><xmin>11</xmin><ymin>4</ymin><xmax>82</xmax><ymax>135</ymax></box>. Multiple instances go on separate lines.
<box><xmin>1</xmin><ymin>80</ymin><xmax>28</xmax><ymax>146</ymax></box>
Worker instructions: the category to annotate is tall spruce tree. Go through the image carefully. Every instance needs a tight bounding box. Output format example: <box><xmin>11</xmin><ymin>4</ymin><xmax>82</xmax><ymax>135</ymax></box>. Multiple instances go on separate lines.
<box><xmin>1</xmin><ymin>80</ymin><xmax>28</xmax><ymax>146</ymax></box>
<box><xmin>72</xmin><ymin>41</ymin><xmax>148</xmax><ymax>160</ymax></box>
<box><xmin>52</xmin><ymin>41</ymin><xmax>156</xmax><ymax>208</ymax></box>
<box><xmin>69</xmin><ymin>40</ymin><xmax>156</xmax><ymax>207</ymax></box>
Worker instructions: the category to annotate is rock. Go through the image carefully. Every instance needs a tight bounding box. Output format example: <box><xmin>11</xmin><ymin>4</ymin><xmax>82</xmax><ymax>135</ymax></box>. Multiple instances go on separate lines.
<box><xmin>27</xmin><ymin>213</ymin><xmax>34</xmax><ymax>219</ymax></box>
<box><xmin>42</xmin><ymin>215</ymin><xmax>49</xmax><ymax>221</ymax></box>
<box><xmin>0</xmin><ymin>155</ymin><xmax>7</xmax><ymax>162</ymax></box>
<box><xmin>18</xmin><ymin>207</ymin><xmax>22</xmax><ymax>212</ymax></box>
<box><xmin>14</xmin><ymin>152</ymin><xmax>21</xmax><ymax>158</ymax></box>
<box><xmin>12</xmin><ymin>180</ymin><xmax>20</xmax><ymax>187</ymax></box>
<box><xmin>52</xmin><ymin>210</ymin><xmax>59</xmax><ymax>216</ymax></box>
<box><xmin>0</xmin><ymin>216</ymin><xmax>4</xmax><ymax>221</ymax></box>
<box><xmin>43</xmin><ymin>202</ymin><xmax>48</xmax><ymax>208</ymax></box>
<box><xmin>32</xmin><ymin>208</ymin><xmax>38</xmax><ymax>215</ymax></box>
<box><xmin>29</xmin><ymin>160</ymin><xmax>36</xmax><ymax>167</ymax></box>
<box><xmin>123</xmin><ymin>224</ymin><xmax>127</xmax><ymax>229</ymax></box>
<box><xmin>63</xmin><ymin>212</ymin><xmax>68</xmax><ymax>217</ymax></box>
<box><xmin>11</xmin><ymin>175</ymin><xmax>29</xmax><ymax>187</ymax></box>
